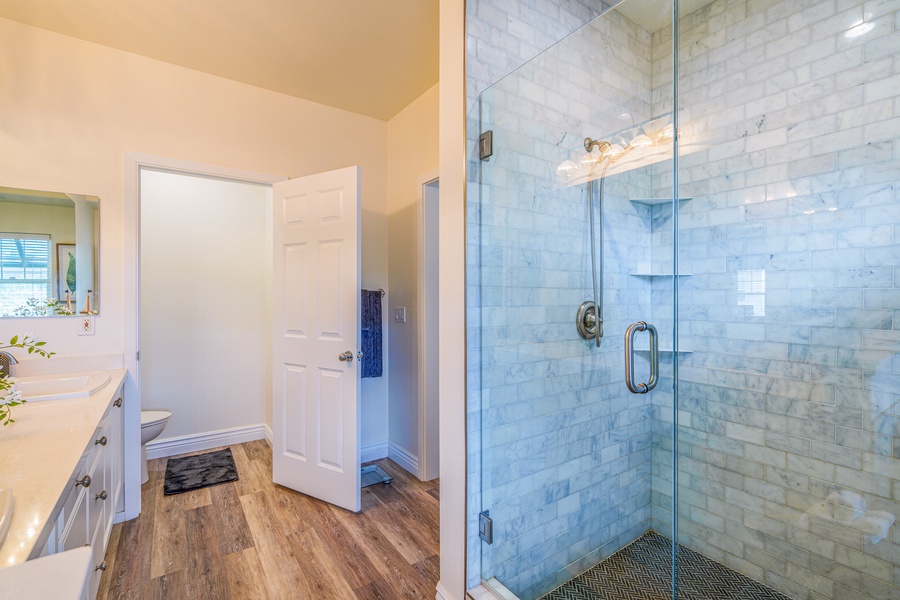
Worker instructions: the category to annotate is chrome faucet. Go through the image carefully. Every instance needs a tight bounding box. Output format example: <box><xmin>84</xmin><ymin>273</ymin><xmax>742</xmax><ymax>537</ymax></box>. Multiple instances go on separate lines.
<box><xmin>0</xmin><ymin>351</ymin><xmax>18</xmax><ymax>379</ymax></box>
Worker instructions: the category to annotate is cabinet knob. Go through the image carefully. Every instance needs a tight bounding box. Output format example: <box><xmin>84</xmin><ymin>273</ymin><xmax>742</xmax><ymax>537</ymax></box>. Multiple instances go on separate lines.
<box><xmin>75</xmin><ymin>475</ymin><xmax>91</xmax><ymax>488</ymax></box>
<box><xmin>114</xmin><ymin>397</ymin><xmax>123</xmax><ymax>408</ymax></box>
<box><xmin>95</xmin><ymin>436</ymin><xmax>108</xmax><ymax>446</ymax></box>
<box><xmin>96</xmin><ymin>561</ymin><xmax>107</xmax><ymax>572</ymax></box>
<box><xmin>96</xmin><ymin>490</ymin><xmax>108</xmax><ymax>501</ymax></box>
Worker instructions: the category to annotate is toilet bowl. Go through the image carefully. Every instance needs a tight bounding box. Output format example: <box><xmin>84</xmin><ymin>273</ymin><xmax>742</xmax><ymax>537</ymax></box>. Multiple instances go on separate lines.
<box><xmin>140</xmin><ymin>410</ymin><xmax>172</xmax><ymax>484</ymax></box>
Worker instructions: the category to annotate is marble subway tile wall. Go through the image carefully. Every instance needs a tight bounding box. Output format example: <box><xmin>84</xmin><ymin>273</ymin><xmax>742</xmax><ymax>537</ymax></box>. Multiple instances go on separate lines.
<box><xmin>468</xmin><ymin>4</ymin><xmax>670</xmax><ymax>597</ymax></box>
<box><xmin>466</xmin><ymin>0</ymin><xmax>611</xmax><ymax>592</ymax></box>
<box><xmin>647</xmin><ymin>1</ymin><xmax>900</xmax><ymax>599</ymax></box>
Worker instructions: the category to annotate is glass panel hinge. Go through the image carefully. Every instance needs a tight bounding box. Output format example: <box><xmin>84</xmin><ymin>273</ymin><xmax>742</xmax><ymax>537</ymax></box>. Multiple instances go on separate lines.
<box><xmin>479</xmin><ymin>511</ymin><xmax>493</xmax><ymax>544</ymax></box>
<box><xmin>480</xmin><ymin>130</ymin><xmax>493</xmax><ymax>161</ymax></box>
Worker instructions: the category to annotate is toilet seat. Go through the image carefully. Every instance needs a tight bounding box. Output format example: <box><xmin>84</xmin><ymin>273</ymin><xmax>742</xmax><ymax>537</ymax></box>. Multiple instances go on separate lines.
<box><xmin>141</xmin><ymin>410</ymin><xmax>172</xmax><ymax>427</ymax></box>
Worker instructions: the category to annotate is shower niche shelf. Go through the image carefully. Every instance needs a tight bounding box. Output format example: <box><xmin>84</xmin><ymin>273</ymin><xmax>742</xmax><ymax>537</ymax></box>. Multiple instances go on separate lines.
<box><xmin>634</xmin><ymin>347</ymin><xmax>693</xmax><ymax>354</ymax></box>
<box><xmin>629</xmin><ymin>196</ymin><xmax>692</xmax><ymax>206</ymax></box>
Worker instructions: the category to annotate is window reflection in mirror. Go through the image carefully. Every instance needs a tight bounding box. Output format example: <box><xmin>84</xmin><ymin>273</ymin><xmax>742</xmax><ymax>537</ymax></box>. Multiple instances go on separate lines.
<box><xmin>0</xmin><ymin>186</ymin><xmax>99</xmax><ymax>317</ymax></box>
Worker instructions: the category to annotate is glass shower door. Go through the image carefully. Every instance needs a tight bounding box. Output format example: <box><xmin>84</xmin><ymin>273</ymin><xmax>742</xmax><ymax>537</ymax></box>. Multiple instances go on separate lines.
<box><xmin>471</xmin><ymin>1</ymin><xmax>677</xmax><ymax>597</ymax></box>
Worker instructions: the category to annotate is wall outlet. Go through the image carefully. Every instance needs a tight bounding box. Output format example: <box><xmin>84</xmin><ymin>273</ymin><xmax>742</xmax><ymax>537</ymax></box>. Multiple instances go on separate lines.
<box><xmin>394</xmin><ymin>307</ymin><xmax>406</xmax><ymax>323</ymax></box>
<box><xmin>79</xmin><ymin>316</ymin><xmax>95</xmax><ymax>336</ymax></box>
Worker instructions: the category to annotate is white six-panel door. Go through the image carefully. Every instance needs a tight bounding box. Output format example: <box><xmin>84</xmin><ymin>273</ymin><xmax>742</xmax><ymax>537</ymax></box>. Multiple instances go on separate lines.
<box><xmin>272</xmin><ymin>166</ymin><xmax>361</xmax><ymax>512</ymax></box>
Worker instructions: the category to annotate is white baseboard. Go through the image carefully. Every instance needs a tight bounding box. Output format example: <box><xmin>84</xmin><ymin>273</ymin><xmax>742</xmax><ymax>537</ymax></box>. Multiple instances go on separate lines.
<box><xmin>388</xmin><ymin>441</ymin><xmax>419</xmax><ymax>475</ymax></box>
<box><xmin>362</xmin><ymin>441</ymin><xmax>388</xmax><ymax>462</ymax></box>
<box><xmin>436</xmin><ymin>581</ymin><xmax>455</xmax><ymax>600</ymax></box>
<box><xmin>467</xmin><ymin>578</ymin><xmax>519</xmax><ymax>599</ymax></box>
<box><xmin>146</xmin><ymin>423</ymin><xmax>268</xmax><ymax>459</ymax></box>
<box><xmin>263</xmin><ymin>423</ymin><xmax>273</xmax><ymax>446</ymax></box>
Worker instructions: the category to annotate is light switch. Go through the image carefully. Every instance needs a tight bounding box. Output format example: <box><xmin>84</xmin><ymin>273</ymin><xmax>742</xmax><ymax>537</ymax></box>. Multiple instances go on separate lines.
<box><xmin>394</xmin><ymin>307</ymin><xmax>406</xmax><ymax>323</ymax></box>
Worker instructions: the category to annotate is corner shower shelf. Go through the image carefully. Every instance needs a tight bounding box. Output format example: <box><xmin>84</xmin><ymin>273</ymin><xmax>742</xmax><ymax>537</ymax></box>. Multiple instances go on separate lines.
<box><xmin>629</xmin><ymin>271</ymin><xmax>692</xmax><ymax>277</ymax></box>
<box><xmin>629</xmin><ymin>197</ymin><xmax>693</xmax><ymax>206</ymax></box>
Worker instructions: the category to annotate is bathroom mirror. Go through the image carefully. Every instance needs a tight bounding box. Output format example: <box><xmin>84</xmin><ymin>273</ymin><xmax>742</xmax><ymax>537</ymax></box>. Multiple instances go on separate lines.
<box><xmin>0</xmin><ymin>186</ymin><xmax>100</xmax><ymax>317</ymax></box>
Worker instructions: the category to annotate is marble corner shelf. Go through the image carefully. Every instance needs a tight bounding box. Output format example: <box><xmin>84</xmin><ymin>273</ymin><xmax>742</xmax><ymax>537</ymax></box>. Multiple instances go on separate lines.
<box><xmin>628</xmin><ymin>271</ymin><xmax>692</xmax><ymax>277</ymax></box>
<box><xmin>629</xmin><ymin>197</ymin><xmax>693</xmax><ymax>206</ymax></box>
<box><xmin>634</xmin><ymin>347</ymin><xmax>693</xmax><ymax>354</ymax></box>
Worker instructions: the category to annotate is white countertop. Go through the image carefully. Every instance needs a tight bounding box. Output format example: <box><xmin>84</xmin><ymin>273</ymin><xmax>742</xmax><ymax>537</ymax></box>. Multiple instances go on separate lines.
<box><xmin>0</xmin><ymin>546</ymin><xmax>92</xmax><ymax>599</ymax></box>
<box><xmin>0</xmin><ymin>369</ymin><xmax>126</xmax><ymax>567</ymax></box>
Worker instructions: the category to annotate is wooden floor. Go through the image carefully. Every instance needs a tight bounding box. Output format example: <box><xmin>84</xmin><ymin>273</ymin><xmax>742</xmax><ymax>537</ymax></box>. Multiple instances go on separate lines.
<box><xmin>98</xmin><ymin>440</ymin><xmax>440</xmax><ymax>600</ymax></box>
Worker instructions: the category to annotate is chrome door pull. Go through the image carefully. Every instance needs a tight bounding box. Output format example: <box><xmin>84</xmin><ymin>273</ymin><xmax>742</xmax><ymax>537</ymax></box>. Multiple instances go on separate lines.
<box><xmin>338</xmin><ymin>351</ymin><xmax>354</xmax><ymax>363</ymax></box>
<box><xmin>625</xmin><ymin>321</ymin><xmax>659</xmax><ymax>394</ymax></box>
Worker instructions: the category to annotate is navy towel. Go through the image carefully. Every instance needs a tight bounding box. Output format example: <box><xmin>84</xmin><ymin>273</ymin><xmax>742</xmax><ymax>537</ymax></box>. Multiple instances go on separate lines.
<box><xmin>361</xmin><ymin>290</ymin><xmax>383</xmax><ymax>378</ymax></box>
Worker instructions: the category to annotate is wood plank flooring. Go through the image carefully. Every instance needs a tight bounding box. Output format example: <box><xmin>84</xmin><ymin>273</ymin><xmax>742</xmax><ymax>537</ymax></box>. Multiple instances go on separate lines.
<box><xmin>98</xmin><ymin>440</ymin><xmax>440</xmax><ymax>600</ymax></box>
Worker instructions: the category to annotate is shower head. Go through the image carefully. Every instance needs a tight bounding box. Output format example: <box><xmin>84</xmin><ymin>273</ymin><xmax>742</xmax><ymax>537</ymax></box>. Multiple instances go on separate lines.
<box><xmin>584</xmin><ymin>137</ymin><xmax>611</xmax><ymax>154</ymax></box>
<box><xmin>584</xmin><ymin>137</ymin><xmax>626</xmax><ymax>164</ymax></box>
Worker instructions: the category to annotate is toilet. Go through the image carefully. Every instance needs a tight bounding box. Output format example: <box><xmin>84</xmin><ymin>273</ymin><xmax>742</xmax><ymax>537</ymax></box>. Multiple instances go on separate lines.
<box><xmin>140</xmin><ymin>410</ymin><xmax>172</xmax><ymax>484</ymax></box>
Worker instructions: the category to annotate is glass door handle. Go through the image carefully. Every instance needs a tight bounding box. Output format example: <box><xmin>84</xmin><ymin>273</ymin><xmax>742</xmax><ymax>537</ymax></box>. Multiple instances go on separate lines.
<box><xmin>625</xmin><ymin>321</ymin><xmax>658</xmax><ymax>394</ymax></box>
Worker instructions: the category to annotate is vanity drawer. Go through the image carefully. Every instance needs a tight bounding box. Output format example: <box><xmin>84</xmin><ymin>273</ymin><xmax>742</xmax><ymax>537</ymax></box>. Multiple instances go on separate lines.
<box><xmin>89</xmin><ymin>512</ymin><xmax>107</xmax><ymax>600</ymax></box>
<box><xmin>58</xmin><ymin>451</ymin><xmax>90</xmax><ymax>539</ymax></box>
<box><xmin>88</xmin><ymin>413</ymin><xmax>112</xmax><ymax>540</ymax></box>
<box><xmin>59</xmin><ymin>438</ymin><xmax>103</xmax><ymax>553</ymax></box>
<box><xmin>58</xmin><ymin>483</ymin><xmax>89</xmax><ymax>553</ymax></box>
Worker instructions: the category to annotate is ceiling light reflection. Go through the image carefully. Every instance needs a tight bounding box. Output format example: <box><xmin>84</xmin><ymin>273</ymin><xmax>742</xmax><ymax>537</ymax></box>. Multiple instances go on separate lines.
<box><xmin>845</xmin><ymin>21</ymin><xmax>874</xmax><ymax>38</ymax></box>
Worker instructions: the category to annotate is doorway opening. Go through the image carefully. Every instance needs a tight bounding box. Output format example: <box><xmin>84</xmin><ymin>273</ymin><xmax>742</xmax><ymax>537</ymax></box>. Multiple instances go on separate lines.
<box><xmin>418</xmin><ymin>176</ymin><xmax>440</xmax><ymax>481</ymax></box>
<box><xmin>125</xmin><ymin>156</ymin><xmax>440</xmax><ymax>509</ymax></box>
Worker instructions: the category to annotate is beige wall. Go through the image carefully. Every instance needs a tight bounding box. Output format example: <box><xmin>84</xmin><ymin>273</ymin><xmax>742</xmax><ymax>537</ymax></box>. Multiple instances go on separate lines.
<box><xmin>0</xmin><ymin>17</ymin><xmax>390</xmax><ymax>446</ymax></box>
<box><xmin>386</xmin><ymin>83</ymin><xmax>439</xmax><ymax>467</ymax></box>
<box><xmin>139</xmin><ymin>171</ymin><xmax>271</xmax><ymax>439</ymax></box>
<box><xmin>438</xmin><ymin>0</ymin><xmax>467</xmax><ymax>597</ymax></box>
<box><xmin>0</xmin><ymin>16</ymin><xmax>388</xmax><ymax>351</ymax></box>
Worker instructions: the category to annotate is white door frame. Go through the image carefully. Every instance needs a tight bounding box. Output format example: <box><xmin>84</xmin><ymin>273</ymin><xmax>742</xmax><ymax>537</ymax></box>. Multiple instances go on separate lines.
<box><xmin>416</xmin><ymin>170</ymin><xmax>440</xmax><ymax>481</ymax></box>
<box><xmin>123</xmin><ymin>152</ymin><xmax>283</xmax><ymax>519</ymax></box>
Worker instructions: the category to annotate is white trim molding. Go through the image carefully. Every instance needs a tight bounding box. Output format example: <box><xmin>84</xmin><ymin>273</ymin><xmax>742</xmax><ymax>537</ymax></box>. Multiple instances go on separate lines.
<box><xmin>264</xmin><ymin>423</ymin><xmax>274</xmax><ymax>446</ymax></box>
<box><xmin>466</xmin><ymin>579</ymin><xmax>519</xmax><ymax>600</ymax></box>
<box><xmin>361</xmin><ymin>441</ymin><xmax>389</xmax><ymax>463</ymax></box>
<box><xmin>146</xmin><ymin>424</ymin><xmax>269</xmax><ymax>460</ymax></box>
<box><xmin>388</xmin><ymin>441</ymin><xmax>419</xmax><ymax>475</ymax></box>
<box><xmin>436</xmin><ymin>581</ymin><xmax>455</xmax><ymax>600</ymax></box>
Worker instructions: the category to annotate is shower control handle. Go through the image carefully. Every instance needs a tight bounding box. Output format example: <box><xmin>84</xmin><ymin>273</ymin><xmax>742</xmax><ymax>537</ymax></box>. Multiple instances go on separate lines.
<box><xmin>625</xmin><ymin>321</ymin><xmax>659</xmax><ymax>394</ymax></box>
<box><xmin>338</xmin><ymin>351</ymin><xmax>354</xmax><ymax>363</ymax></box>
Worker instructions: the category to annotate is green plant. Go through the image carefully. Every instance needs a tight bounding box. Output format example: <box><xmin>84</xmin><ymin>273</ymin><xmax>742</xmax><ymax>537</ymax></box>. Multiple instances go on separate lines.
<box><xmin>10</xmin><ymin>298</ymin><xmax>76</xmax><ymax>316</ymax></box>
<box><xmin>0</xmin><ymin>334</ymin><xmax>54</xmax><ymax>426</ymax></box>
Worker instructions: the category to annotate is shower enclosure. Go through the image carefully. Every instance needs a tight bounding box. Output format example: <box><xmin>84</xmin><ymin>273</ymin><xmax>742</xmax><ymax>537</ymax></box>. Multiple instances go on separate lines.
<box><xmin>466</xmin><ymin>0</ymin><xmax>899</xmax><ymax>599</ymax></box>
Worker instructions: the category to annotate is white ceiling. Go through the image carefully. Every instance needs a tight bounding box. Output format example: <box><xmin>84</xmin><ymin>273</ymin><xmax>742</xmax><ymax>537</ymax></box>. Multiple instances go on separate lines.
<box><xmin>0</xmin><ymin>0</ymin><xmax>439</xmax><ymax>121</ymax></box>
<box><xmin>615</xmin><ymin>0</ymin><xmax>714</xmax><ymax>32</ymax></box>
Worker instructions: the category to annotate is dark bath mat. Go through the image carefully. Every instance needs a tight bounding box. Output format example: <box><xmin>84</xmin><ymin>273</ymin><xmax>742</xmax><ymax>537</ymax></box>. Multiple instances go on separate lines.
<box><xmin>164</xmin><ymin>448</ymin><xmax>239</xmax><ymax>495</ymax></box>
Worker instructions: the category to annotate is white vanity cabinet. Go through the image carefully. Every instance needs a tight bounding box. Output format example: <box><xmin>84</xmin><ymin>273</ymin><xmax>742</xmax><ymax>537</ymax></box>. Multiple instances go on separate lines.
<box><xmin>37</xmin><ymin>382</ymin><xmax>125</xmax><ymax>599</ymax></box>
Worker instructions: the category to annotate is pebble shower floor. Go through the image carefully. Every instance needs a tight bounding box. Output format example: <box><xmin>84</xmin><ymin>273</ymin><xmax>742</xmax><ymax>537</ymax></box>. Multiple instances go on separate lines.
<box><xmin>539</xmin><ymin>532</ymin><xmax>792</xmax><ymax>600</ymax></box>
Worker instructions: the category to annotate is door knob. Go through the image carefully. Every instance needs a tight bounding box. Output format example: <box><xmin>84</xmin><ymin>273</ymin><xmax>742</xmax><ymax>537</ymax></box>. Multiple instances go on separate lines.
<box><xmin>338</xmin><ymin>351</ymin><xmax>354</xmax><ymax>363</ymax></box>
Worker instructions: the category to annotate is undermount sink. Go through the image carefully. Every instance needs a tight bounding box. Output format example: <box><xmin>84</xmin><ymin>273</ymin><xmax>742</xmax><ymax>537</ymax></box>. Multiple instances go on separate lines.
<box><xmin>13</xmin><ymin>372</ymin><xmax>111</xmax><ymax>402</ymax></box>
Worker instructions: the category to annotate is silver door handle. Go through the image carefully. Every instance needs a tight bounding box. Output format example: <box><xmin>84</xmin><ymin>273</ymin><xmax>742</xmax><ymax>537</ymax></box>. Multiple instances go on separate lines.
<box><xmin>338</xmin><ymin>351</ymin><xmax>354</xmax><ymax>363</ymax></box>
<box><xmin>625</xmin><ymin>321</ymin><xmax>658</xmax><ymax>394</ymax></box>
